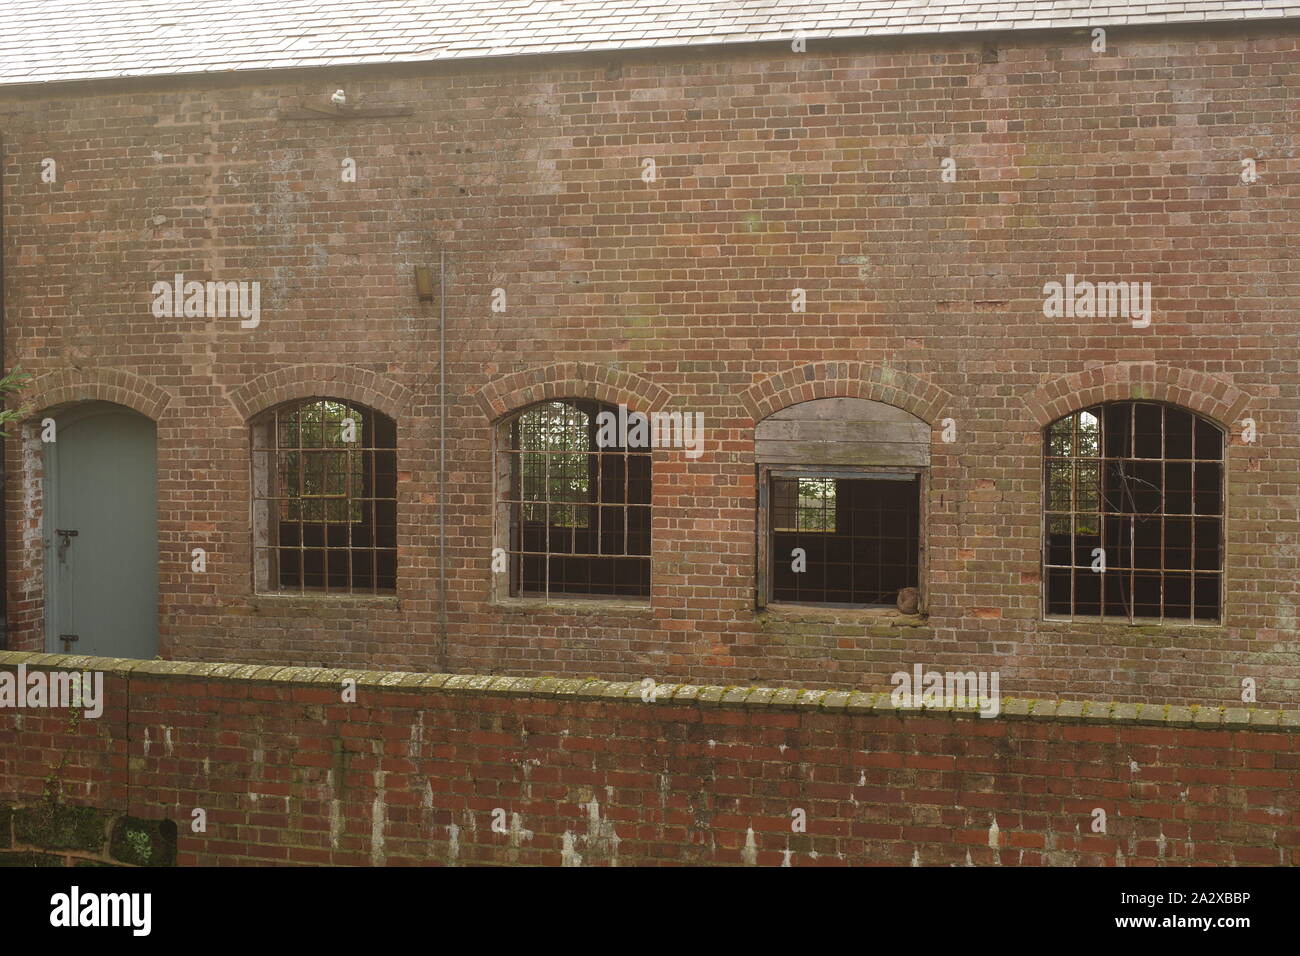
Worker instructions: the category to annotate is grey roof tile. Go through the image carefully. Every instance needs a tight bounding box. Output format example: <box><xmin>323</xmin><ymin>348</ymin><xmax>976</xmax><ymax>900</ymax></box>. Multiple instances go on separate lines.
<box><xmin>0</xmin><ymin>0</ymin><xmax>1293</xmax><ymax>87</ymax></box>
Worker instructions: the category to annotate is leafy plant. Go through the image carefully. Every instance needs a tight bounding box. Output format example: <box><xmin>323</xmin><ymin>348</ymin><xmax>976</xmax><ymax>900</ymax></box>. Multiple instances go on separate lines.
<box><xmin>0</xmin><ymin>366</ymin><xmax>33</xmax><ymax>438</ymax></box>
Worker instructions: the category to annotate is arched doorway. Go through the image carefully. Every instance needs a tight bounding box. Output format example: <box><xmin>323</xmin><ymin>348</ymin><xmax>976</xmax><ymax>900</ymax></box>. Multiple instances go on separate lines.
<box><xmin>42</xmin><ymin>402</ymin><xmax>158</xmax><ymax>658</ymax></box>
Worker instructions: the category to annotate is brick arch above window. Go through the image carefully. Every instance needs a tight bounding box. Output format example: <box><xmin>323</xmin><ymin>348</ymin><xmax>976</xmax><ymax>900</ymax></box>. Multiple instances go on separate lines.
<box><xmin>475</xmin><ymin>362</ymin><xmax>671</xmax><ymax>421</ymax></box>
<box><xmin>25</xmin><ymin>367</ymin><xmax>172</xmax><ymax>421</ymax></box>
<box><xmin>739</xmin><ymin>362</ymin><xmax>952</xmax><ymax>429</ymax></box>
<box><xmin>229</xmin><ymin>364</ymin><xmax>413</xmax><ymax>422</ymax></box>
<box><xmin>1023</xmin><ymin>363</ymin><xmax>1252</xmax><ymax>431</ymax></box>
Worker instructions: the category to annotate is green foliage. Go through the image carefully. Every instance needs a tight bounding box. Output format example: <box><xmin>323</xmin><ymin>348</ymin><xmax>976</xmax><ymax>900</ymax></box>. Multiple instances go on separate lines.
<box><xmin>278</xmin><ymin>399</ymin><xmax>365</xmax><ymax>523</ymax></box>
<box><xmin>518</xmin><ymin>402</ymin><xmax>591</xmax><ymax>528</ymax></box>
<box><xmin>773</xmin><ymin>477</ymin><xmax>836</xmax><ymax>532</ymax></box>
<box><xmin>0</xmin><ymin>366</ymin><xmax>33</xmax><ymax>438</ymax></box>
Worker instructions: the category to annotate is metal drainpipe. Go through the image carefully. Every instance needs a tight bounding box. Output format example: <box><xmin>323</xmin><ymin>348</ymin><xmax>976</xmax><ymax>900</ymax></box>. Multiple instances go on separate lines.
<box><xmin>0</xmin><ymin>131</ymin><xmax>8</xmax><ymax>650</ymax></box>
<box><xmin>437</xmin><ymin>249</ymin><xmax>447</xmax><ymax>670</ymax></box>
<box><xmin>0</xmin><ymin>130</ymin><xmax>8</xmax><ymax>650</ymax></box>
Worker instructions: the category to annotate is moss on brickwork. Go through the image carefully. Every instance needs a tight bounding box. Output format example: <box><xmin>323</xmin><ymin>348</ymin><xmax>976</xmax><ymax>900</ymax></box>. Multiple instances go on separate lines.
<box><xmin>110</xmin><ymin>816</ymin><xmax>177</xmax><ymax>867</ymax></box>
<box><xmin>0</xmin><ymin>807</ymin><xmax>10</xmax><ymax>848</ymax></box>
<box><xmin>15</xmin><ymin>805</ymin><xmax>108</xmax><ymax>853</ymax></box>
<box><xmin>0</xmin><ymin>851</ymin><xmax>64</xmax><ymax>866</ymax></box>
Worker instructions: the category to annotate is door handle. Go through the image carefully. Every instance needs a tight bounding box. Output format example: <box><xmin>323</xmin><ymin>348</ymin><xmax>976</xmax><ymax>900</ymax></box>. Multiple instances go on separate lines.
<box><xmin>55</xmin><ymin>528</ymin><xmax>78</xmax><ymax>563</ymax></box>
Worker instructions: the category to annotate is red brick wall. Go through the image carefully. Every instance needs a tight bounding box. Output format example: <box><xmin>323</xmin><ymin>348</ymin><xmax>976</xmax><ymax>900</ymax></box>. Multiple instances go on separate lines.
<box><xmin>1</xmin><ymin>654</ymin><xmax>1296</xmax><ymax>866</ymax></box>
<box><xmin>1</xmin><ymin>22</ymin><xmax>1297</xmax><ymax>706</ymax></box>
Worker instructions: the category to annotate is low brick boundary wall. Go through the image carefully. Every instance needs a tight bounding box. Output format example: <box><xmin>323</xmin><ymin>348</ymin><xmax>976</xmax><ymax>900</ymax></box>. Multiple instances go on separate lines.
<box><xmin>1</xmin><ymin>651</ymin><xmax>1297</xmax><ymax>866</ymax></box>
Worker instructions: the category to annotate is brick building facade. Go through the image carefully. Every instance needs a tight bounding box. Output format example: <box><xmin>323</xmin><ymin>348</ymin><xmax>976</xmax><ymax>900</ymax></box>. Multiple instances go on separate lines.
<box><xmin>1</xmin><ymin>7</ymin><xmax>1297</xmax><ymax>708</ymax></box>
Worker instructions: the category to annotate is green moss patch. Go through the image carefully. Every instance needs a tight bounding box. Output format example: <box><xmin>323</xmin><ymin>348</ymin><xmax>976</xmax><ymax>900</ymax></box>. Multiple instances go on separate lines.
<box><xmin>110</xmin><ymin>816</ymin><xmax>177</xmax><ymax>867</ymax></box>
<box><xmin>15</xmin><ymin>805</ymin><xmax>108</xmax><ymax>853</ymax></box>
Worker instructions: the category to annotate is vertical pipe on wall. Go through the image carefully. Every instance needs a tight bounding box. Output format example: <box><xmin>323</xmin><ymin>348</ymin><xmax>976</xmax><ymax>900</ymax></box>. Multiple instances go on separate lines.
<box><xmin>437</xmin><ymin>248</ymin><xmax>447</xmax><ymax>670</ymax></box>
<box><xmin>0</xmin><ymin>132</ymin><xmax>8</xmax><ymax>650</ymax></box>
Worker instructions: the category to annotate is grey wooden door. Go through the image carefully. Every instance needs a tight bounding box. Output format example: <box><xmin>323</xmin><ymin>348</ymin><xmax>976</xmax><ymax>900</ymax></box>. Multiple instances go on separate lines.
<box><xmin>44</xmin><ymin>402</ymin><xmax>158</xmax><ymax>659</ymax></box>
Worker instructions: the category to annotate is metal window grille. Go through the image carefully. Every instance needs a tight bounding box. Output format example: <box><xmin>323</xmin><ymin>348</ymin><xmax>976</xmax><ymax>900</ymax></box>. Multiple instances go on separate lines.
<box><xmin>502</xmin><ymin>400</ymin><xmax>650</xmax><ymax>599</ymax></box>
<box><xmin>1043</xmin><ymin>401</ymin><xmax>1224</xmax><ymax>623</ymax></box>
<box><xmin>252</xmin><ymin>398</ymin><xmax>397</xmax><ymax>594</ymax></box>
<box><xmin>772</xmin><ymin>476</ymin><xmax>837</xmax><ymax>533</ymax></box>
<box><xmin>768</xmin><ymin>471</ymin><xmax>920</xmax><ymax>606</ymax></box>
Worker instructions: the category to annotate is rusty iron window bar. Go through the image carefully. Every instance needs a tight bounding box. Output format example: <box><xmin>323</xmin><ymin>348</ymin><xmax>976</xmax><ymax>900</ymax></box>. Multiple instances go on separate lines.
<box><xmin>501</xmin><ymin>399</ymin><xmax>650</xmax><ymax>600</ymax></box>
<box><xmin>765</xmin><ymin>467</ymin><xmax>921</xmax><ymax>608</ymax></box>
<box><xmin>1043</xmin><ymin>401</ymin><xmax>1224</xmax><ymax>624</ymax></box>
<box><xmin>252</xmin><ymin>398</ymin><xmax>397</xmax><ymax>594</ymax></box>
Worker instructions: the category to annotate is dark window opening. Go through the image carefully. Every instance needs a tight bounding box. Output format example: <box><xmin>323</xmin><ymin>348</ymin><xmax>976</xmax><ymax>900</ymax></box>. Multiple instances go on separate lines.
<box><xmin>1044</xmin><ymin>401</ymin><xmax>1223</xmax><ymax>623</ymax></box>
<box><xmin>252</xmin><ymin>399</ymin><xmax>397</xmax><ymax>594</ymax></box>
<box><xmin>769</xmin><ymin>473</ymin><xmax>920</xmax><ymax>606</ymax></box>
<box><xmin>502</xmin><ymin>400</ymin><xmax>650</xmax><ymax>599</ymax></box>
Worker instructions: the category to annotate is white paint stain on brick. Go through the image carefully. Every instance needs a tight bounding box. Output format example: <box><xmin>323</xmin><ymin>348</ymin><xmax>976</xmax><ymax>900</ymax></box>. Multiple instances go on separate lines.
<box><xmin>561</xmin><ymin>831</ymin><xmax>582</xmax><ymax>867</ymax></box>
<box><xmin>370</xmin><ymin>769</ymin><xmax>387</xmax><ymax>866</ymax></box>
<box><xmin>509</xmin><ymin>813</ymin><xmax>533</xmax><ymax>848</ymax></box>
<box><xmin>742</xmin><ymin>827</ymin><xmax>758</xmax><ymax>866</ymax></box>
<box><xmin>330</xmin><ymin>797</ymin><xmax>342</xmax><ymax>849</ymax></box>
<box><xmin>517</xmin><ymin>757</ymin><xmax>541</xmax><ymax>799</ymax></box>
<box><xmin>142</xmin><ymin>727</ymin><xmax>151</xmax><ymax>756</ymax></box>
<box><xmin>164</xmin><ymin>726</ymin><xmax>174</xmax><ymax>756</ymax></box>
<box><xmin>988</xmin><ymin>817</ymin><xmax>999</xmax><ymax>849</ymax></box>
<box><xmin>584</xmin><ymin>797</ymin><xmax>620</xmax><ymax>866</ymax></box>
<box><xmin>447</xmin><ymin>822</ymin><xmax>460</xmax><ymax>866</ymax></box>
<box><xmin>409</xmin><ymin>714</ymin><xmax>425</xmax><ymax>759</ymax></box>
<box><xmin>21</xmin><ymin>426</ymin><xmax>45</xmax><ymax>592</ymax></box>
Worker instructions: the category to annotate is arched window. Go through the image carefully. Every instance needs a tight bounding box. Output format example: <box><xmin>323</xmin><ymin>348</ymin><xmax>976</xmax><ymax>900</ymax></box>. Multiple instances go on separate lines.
<box><xmin>496</xmin><ymin>399</ymin><xmax>650</xmax><ymax>600</ymax></box>
<box><xmin>755</xmin><ymin>397</ymin><xmax>928</xmax><ymax>608</ymax></box>
<box><xmin>251</xmin><ymin>398</ymin><xmax>397</xmax><ymax>593</ymax></box>
<box><xmin>1044</xmin><ymin>401</ymin><xmax>1223</xmax><ymax>623</ymax></box>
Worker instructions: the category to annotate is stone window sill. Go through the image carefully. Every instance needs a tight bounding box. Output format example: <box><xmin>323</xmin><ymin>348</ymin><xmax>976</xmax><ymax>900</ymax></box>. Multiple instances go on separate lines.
<box><xmin>759</xmin><ymin>603</ymin><xmax>927</xmax><ymax>626</ymax></box>
<box><xmin>493</xmin><ymin>597</ymin><xmax>653</xmax><ymax>617</ymax></box>
<box><xmin>249</xmin><ymin>592</ymin><xmax>401</xmax><ymax>611</ymax></box>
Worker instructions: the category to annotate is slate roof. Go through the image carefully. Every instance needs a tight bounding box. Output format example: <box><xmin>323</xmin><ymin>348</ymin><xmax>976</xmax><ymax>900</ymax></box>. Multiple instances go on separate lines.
<box><xmin>2</xmin><ymin>0</ymin><xmax>1296</xmax><ymax>87</ymax></box>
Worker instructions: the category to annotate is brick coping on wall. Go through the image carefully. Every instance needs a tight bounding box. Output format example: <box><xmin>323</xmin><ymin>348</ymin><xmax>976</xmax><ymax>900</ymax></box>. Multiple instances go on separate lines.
<box><xmin>2</xmin><ymin>651</ymin><xmax>1295</xmax><ymax>732</ymax></box>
